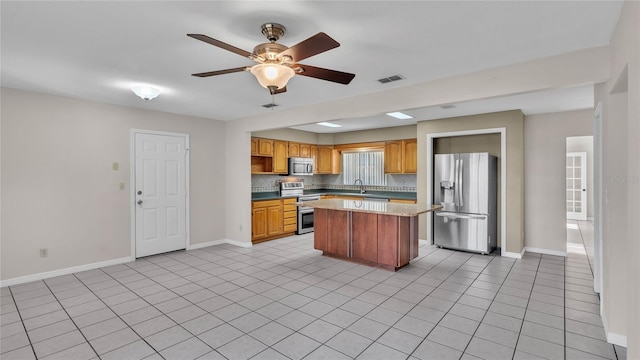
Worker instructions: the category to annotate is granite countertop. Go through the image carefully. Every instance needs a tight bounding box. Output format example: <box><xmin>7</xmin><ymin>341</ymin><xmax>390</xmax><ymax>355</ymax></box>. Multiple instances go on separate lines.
<box><xmin>296</xmin><ymin>199</ymin><xmax>441</xmax><ymax>217</ymax></box>
<box><xmin>251</xmin><ymin>189</ymin><xmax>417</xmax><ymax>201</ymax></box>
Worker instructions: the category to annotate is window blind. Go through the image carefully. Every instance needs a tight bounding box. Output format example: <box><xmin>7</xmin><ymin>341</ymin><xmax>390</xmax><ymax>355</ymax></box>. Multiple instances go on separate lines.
<box><xmin>342</xmin><ymin>150</ymin><xmax>386</xmax><ymax>186</ymax></box>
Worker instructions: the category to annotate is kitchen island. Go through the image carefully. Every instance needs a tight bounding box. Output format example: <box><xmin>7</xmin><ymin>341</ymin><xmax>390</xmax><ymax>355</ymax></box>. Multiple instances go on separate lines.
<box><xmin>296</xmin><ymin>199</ymin><xmax>441</xmax><ymax>271</ymax></box>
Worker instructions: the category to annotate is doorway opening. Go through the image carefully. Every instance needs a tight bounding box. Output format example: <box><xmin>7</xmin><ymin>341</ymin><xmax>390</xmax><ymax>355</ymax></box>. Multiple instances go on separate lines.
<box><xmin>566</xmin><ymin>136</ymin><xmax>594</xmax><ymax>271</ymax></box>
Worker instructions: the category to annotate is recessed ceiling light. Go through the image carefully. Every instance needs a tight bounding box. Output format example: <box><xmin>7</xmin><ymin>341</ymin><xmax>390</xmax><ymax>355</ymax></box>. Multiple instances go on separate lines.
<box><xmin>131</xmin><ymin>86</ymin><xmax>161</xmax><ymax>100</ymax></box>
<box><xmin>386</xmin><ymin>112</ymin><xmax>413</xmax><ymax>120</ymax></box>
<box><xmin>317</xmin><ymin>122</ymin><xmax>342</xmax><ymax>128</ymax></box>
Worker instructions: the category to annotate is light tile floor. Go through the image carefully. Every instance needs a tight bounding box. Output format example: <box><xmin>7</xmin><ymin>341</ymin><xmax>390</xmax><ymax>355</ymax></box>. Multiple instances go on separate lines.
<box><xmin>1</xmin><ymin>230</ymin><xmax>627</xmax><ymax>360</ymax></box>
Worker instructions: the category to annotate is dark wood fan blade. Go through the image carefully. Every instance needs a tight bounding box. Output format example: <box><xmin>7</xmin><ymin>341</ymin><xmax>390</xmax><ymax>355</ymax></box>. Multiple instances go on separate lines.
<box><xmin>295</xmin><ymin>64</ymin><xmax>355</xmax><ymax>84</ymax></box>
<box><xmin>187</xmin><ymin>34</ymin><xmax>252</xmax><ymax>58</ymax></box>
<box><xmin>192</xmin><ymin>67</ymin><xmax>248</xmax><ymax>77</ymax></box>
<box><xmin>279</xmin><ymin>32</ymin><xmax>340</xmax><ymax>62</ymax></box>
<box><xmin>269</xmin><ymin>86</ymin><xmax>287</xmax><ymax>95</ymax></box>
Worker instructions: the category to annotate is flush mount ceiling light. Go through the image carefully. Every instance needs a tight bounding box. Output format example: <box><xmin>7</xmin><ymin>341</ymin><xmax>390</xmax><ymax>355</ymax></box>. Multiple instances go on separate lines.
<box><xmin>386</xmin><ymin>112</ymin><xmax>413</xmax><ymax>120</ymax></box>
<box><xmin>317</xmin><ymin>122</ymin><xmax>342</xmax><ymax>128</ymax></box>
<box><xmin>131</xmin><ymin>86</ymin><xmax>161</xmax><ymax>100</ymax></box>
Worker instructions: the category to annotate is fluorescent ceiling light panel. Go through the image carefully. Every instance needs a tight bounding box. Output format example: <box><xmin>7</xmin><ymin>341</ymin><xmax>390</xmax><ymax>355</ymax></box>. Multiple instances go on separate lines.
<box><xmin>317</xmin><ymin>122</ymin><xmax>342</xmax><ymax>128</ymax></box>
<box><xmin>386</xmin><ymin>112</ymin><xmax>413</xmax><ymax>119</ymax></box>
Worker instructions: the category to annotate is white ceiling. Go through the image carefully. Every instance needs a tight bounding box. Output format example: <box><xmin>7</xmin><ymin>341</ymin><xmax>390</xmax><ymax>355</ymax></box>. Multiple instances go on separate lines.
<box><xmin>291</xmin><ymin>85</ymin><xmax>595</xmax><ymax>133</ymax></box>
<box><xmin>1</xmin><ymin>1</ymin><xmax>623</xmax><ymax>132</ymax></box>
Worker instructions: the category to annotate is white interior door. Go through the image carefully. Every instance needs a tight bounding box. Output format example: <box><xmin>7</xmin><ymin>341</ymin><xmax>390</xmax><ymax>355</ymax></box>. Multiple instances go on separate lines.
<box><xmin>134</xmin><ymin>132</ymin><xmax>188</xmax><ymax>257</ymax></box>
<box><xmin>567</xmin><ymin>152</ymin><xmax>587</xmax><ymax>221</ymax></box>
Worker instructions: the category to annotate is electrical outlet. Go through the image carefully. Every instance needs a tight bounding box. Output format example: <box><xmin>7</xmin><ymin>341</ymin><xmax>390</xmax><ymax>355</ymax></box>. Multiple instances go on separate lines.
<box><xmin>119</xmin><ymin>182</ymin><xmax>126</xmax><ymax>191</ymax></box>
<box><xmin>239</xmin><ymin>225</ymin><xmax>243</xmax><ymax>231</ymax></box>
<box><xmin>40</xmin><ymin>248</ymin><xmax>48</xmax><ymax>258</ymax></box>
<box><xmin>112</xmin><ymin>162</ymin><xmax>119</xmax><ymax>171</ymax></box>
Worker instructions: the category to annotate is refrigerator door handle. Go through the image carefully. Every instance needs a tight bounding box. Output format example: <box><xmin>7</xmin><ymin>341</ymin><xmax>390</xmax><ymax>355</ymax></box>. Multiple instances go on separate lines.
<box><xmin>458</xmin><ymin>158</ymin><xmax>464</xmax><ymax>207</ymax></box>
<box><xmin>454</xmin><ymin>159</ymin><xmax>459</xmax><ymax>208</ymax></box>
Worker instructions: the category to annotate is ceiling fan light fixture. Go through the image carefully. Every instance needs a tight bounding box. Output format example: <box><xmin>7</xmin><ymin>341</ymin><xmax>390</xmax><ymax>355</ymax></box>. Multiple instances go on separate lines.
<box><xmin>250</xmin><ymin>64</ymin><xmax>295</xmax><ymax>91</ymax></box>
<box><xmin>131</xmin><ymin>86</ymin><xmax>161</xmax><ymax>100</ymax></box>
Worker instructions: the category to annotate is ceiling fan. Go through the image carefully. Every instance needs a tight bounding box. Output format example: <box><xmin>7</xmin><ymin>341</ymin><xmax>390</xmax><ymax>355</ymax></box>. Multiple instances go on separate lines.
<box><xmin>187</xmin><ymin>23</ymin><xmax>356</xmax><ymax>95</ymax></box>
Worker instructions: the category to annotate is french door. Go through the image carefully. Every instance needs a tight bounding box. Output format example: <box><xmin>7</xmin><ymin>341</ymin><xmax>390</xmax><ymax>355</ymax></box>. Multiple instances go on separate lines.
<box><xmin>566</xmin><ymin>152</ymin><xmax>587</xmax><ymax>221</ymax></box>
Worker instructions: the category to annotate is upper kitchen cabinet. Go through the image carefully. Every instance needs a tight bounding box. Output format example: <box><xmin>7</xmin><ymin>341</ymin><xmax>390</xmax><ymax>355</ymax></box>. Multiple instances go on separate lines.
<box><xmin>310</xmin><ymin>145</ymin><xmax>318</xmax><ymax>174</ymax></box>
<box><xmin>402</xmin><ymin>139</ymin><xmax>417</xmax><ymax>173</ymax></box>
<box><xmin>300</xmin><ymin>143</ymin><xmax>311</xmax><ymax>158</ymax></box>
<box><xmin>288</xmin><ymin>142</ymin><xmax>300</xmax><ymax>157</ymax></box>
<box><xmin>272</xmin><ymin>140</ymin><xmax>288</xmax><ymax>174</ymax></box>
<box><xmin>289</xmin><ymin>142</ymin><xmax>312</xmax><ymax>158</ymax></box>
<box><xmin>317</xmin><ymin>146</ymin><xmax>340</xmax><ymax>174</ymax></box>
<box><xmin>385</xmin><ymin>139</ymin><xmax>417</xmax><ymax>174</ymax></box>
<box><xmin>251</xmin><ymin>137</ymin><xmax>259</xmax><ymax>156</ymax></box>
<box><xmin>250</xmin><ymin>137</ymin><xmax>287</xmax><ymax>174</ymax></box>
<box><xmin>384</xmin><ymin>141</ymin><xmax>403</xmax><ymax>173</ymax></box>
<box><xmin>257</xmin><ymin>138</ymin><xmax>274</xmax><ymax>156</ymax></box>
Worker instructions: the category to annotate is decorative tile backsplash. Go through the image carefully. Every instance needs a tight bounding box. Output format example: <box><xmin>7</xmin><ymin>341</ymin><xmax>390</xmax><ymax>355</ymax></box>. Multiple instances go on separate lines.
<box><xmin>251</xmin><ymin>174</ymin><xmax>417</xmax><ymax>193</ymax></box>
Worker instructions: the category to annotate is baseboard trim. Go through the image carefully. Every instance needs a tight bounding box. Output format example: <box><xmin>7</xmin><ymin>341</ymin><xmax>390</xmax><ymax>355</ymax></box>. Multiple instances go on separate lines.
<box><xmin>524</xmin><ymin>247</ymin><xmax>568</xmax><ymax>257</ymax></box>
<box><xmin>225</xmin><ymin>239</ymin><xmax>253</xmax><ymax>248</ymax></box>
<box><xmin>187</xmin><ymin>240</ymin><xmax>227</xmax><ymax>250</ymax></box>
<box><xmin>601</xmin><ymin>311</ymin><xmax>628</xmax><ymax>347</ymax></box>
<box><xmin>187</xmin><ymin>239</ymin><xmax>252</xmax><ymax>250</ymax></box>
<box><xmin>502</xmin><ymin>248</ymin><xmax>525</xmax><ymax>259</ymax></box>
<box><xmin>0</xmin><ymin>256</ymin><xmax>133</xmax><ymax>288</ymax></box>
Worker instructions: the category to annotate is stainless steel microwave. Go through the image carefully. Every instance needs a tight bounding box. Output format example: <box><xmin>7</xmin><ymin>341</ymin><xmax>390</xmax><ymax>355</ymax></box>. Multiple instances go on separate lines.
<box><xmin>288</xmin><ymin>157</ymin><xmax>314</xmax><ymax>176</ymax></box>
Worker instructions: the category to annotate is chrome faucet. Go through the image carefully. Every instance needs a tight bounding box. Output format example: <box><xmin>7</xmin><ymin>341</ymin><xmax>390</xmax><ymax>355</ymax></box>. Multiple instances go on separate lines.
<box><xmin>354</xmin><ymin>179</ymin><xmax>365</xmax><ymax>194</ymax></box>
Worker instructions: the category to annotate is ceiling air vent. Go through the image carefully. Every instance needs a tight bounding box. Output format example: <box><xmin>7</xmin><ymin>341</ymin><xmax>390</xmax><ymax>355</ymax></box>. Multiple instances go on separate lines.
<box><xmin>440</xmin><ymin>104</ymin><xmax>456</xmax><ymax>109</ymax></box>
<box><xmin>377</xmin><ymin>74</ymin><xmax>404</xmax><ymax>84</ymax></box>
<box><xmin>262</xmin><ymin>103</ymin><xmax>279</xmax><ymax>108</ymax></box>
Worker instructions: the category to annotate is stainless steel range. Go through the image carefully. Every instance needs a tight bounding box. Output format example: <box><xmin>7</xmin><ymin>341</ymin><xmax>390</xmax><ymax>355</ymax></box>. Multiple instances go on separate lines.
<box><xmin>280</xmin><ymin>182</ymin><xmax>319</xmax><ymax>234</ymax></box>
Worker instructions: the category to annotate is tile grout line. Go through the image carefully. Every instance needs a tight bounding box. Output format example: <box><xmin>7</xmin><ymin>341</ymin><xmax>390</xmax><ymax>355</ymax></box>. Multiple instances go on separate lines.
<box><xmin>509</xmin><ymin>253</ymin><xmax>543</xmax><ymax>360</ymax></box>
<box><xmin>456</xmin><ymin>254</ymin><xmax>517</xmax><ymax>357</ymax></box>
<box><xmin>69</xmin><ymin>270</ymin><xmax>174</xmax><ymax>360</ymax></box>
<box><xmin>6</xmin><ymin>286</ymin><xmax>38</xmax><ymax>360</ymax></box>
<box><xmin>38</xmin><ymin>279</ymin><xmax>103</xmax><ymax>359</ymax></box>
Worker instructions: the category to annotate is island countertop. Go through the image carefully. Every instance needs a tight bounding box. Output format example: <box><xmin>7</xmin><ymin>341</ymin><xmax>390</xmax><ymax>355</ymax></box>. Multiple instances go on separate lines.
<box><xmin>296</xmin><ymin>199</ymin><xmax>442</xmax><ymax>217</ymax></box>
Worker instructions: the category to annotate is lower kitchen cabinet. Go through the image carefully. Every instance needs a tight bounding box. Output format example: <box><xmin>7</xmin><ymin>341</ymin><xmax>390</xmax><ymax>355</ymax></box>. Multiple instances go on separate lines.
<box><xmin>252</xmin><ymin>198</ymin><xmax>297</xmax><ymax>243</ymax></box>
<box><xmin>283</xmin><ymin>198</ymin><xmax>298</xmax><ymax>233</ymax></box>
<box><xmin>252</xmin><ymin>199</ymin><xmax>282</xmax><ymax>242</ymax></box>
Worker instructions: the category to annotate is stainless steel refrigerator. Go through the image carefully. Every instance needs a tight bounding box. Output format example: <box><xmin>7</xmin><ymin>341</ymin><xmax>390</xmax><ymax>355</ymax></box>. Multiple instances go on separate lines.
<box><xmin>433</xmin><ymin>153</ymin><xmax>497</xmax><ymax>254</ymax></box>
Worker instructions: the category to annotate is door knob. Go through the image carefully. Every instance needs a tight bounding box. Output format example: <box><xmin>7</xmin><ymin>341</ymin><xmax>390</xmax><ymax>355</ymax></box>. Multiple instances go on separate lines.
<box><xmin>137</xmin><ymin>190</ymin><xmax>142</xmax><ymax>195</ymax></box>
<box><xmin>137</xmin><ymin>200</ymin><xmax>143</xmax><ymax>205</ymax></box>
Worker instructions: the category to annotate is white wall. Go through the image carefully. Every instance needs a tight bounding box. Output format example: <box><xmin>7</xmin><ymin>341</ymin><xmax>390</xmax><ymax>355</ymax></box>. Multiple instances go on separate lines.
<box><xmin>1</xmin><ymin>88</ymin><xmax>227</xmax><ymax>281</ymax></box>
<box><xmin>594</xmin><ymin>0</ymin><xmax>639</xmax><ymax>353</ymax></box>
<box><xmin>523</xmin><ymin>110</ymin><xmax>593</xmax><ymax>254</ymax></box>
<box><xmin>567</xmin><ymin>136</ymin><xmax>594</xmax><ymax>219</ymax></box>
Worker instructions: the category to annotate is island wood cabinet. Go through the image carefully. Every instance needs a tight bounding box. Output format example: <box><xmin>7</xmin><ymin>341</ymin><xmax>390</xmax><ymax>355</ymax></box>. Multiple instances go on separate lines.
<box><xmin>314</xmin><ymin>208</ymin><xmax>418</xmax><ymax>270</ymax></box>
<box><xmin>252</xmin><ymin>198</ymin><xmax>297</xmax><ymax>243</ymax></box>
<box><xmin>384</xmin><ymin>139</ymin><xmax>417</xmax><ymax>174</ymax></box>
